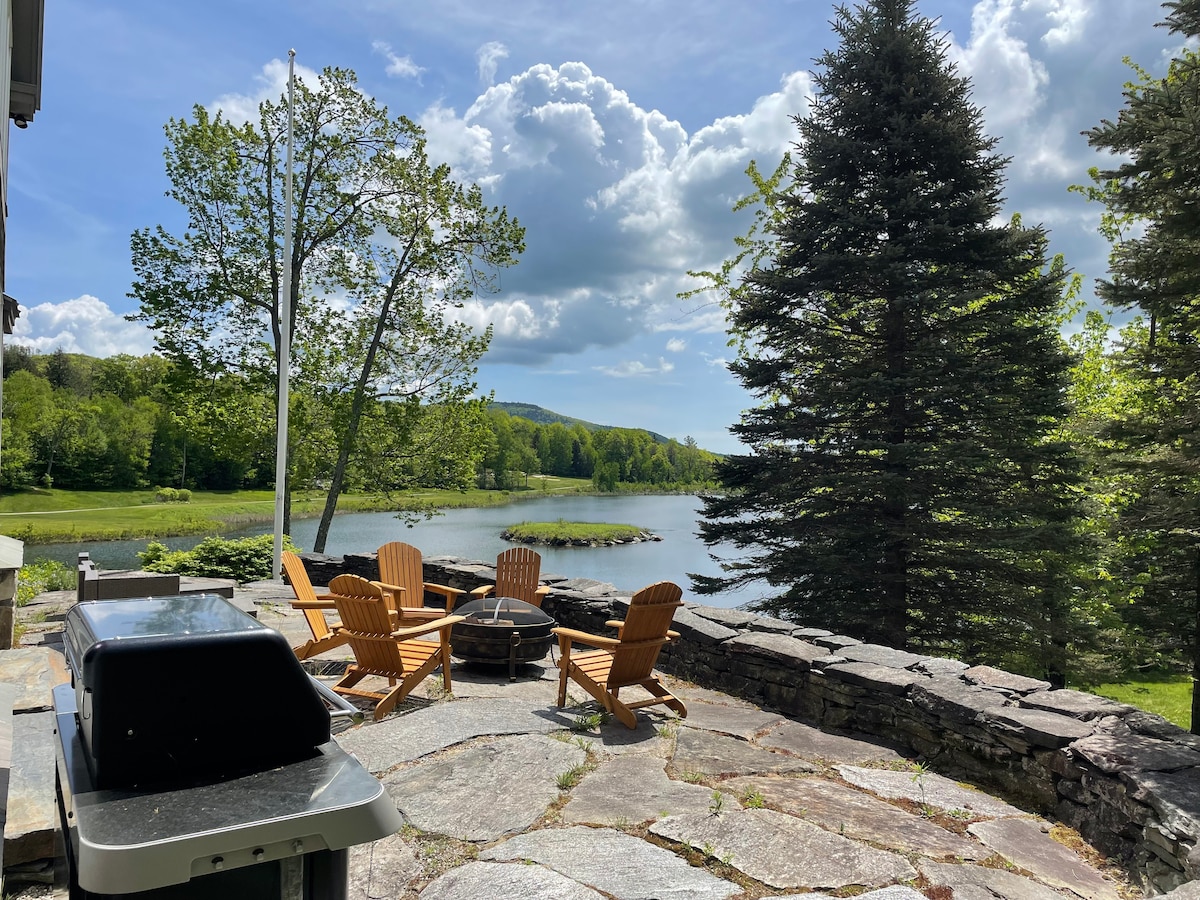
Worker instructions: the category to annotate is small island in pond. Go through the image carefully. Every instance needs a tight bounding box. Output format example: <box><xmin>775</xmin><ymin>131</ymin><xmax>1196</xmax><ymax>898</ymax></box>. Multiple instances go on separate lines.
<box><xmin>501</xmin><ymin>520</ymin><xmax>662</xmax><ymax>548</ymax></box>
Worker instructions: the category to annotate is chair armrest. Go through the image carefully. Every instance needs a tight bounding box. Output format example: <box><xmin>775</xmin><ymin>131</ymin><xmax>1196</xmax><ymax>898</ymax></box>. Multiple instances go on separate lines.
<box><xmin>535</xmin><ymin>585</ymin><xmax>551</xmax><ymax>598</ymax></box>
<box><xmin>604</xmin><ymin>619</ymin><xmax>625</xmax><ymax>629</ymax></box>
<box><xmin>551</xmin><ymin>626</ymin><xmax>621</xmax><ymax>650</ymax></box>
<box><xmin>290</xmin><ymin>599</ymin><xmax>337</xmax><ymax>610</ymax></box>
<box><xmin>666</xmin><ymin>629</ymin><xmax>681</xmax><ymax>642</ymax></box>
<box><xmin>390</xmin><ymin>615</ymin><xmax>465</xmax><ymax>640</ymax></box>
<box><xmin>423</xmin><ymin>582</ymin><xmax>464</xmax><ymax>614</ymax></box>
<box><xmin>471</xmin><ymin>585</ymin><xmax>495</xmax><ymax>600</ymax></box>
<box><xmin>372</xmin><ymin>580</ymin><xmax>406</xmax><ymax>597</ymax></box>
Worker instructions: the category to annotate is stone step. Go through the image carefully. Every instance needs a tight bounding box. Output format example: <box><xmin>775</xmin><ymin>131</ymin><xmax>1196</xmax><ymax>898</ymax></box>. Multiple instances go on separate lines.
<box><xmin>1</xmin><ymin>647</ymin><xmax>70</xmax><ymax>884</ymax></box>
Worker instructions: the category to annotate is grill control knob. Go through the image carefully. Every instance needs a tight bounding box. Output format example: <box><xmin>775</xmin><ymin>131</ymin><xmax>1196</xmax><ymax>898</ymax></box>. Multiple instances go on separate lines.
<box><xmin>292</xmin><ymin>840</ymin><xmax>304</xmax><ymax>854</ymax></box>
<box><xmin>211</xmin><ymin>857</ymin><xmax>224</xmax><ymax>871</ymax></box>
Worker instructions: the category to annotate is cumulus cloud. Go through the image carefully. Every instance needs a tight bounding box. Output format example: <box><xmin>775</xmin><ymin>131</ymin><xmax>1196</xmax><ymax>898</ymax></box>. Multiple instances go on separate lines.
<box><xmin>595</xmin><ymin>357</ymin><xmax>675</xmax><ymax>378</ymax></box>
<box><xmin>11</xmin><ymin>296</ymin><xmax>157</xmax><ymax>357</ymax></box>
<box><xmin>666</xmin><ymin>338</ymin><xmax>687</xmax><ymax>353</ymax></box>
<box><xmin>424</xmin><ymin>62</ymin><xmax>811</xmax><ymax>366</ymax></box>
<box><xmin>476</xmin><ymin>41</ymin><xmax>509</xmax><ymax>86</ymax></box>
<box><xmin>372</xmin><ymin>41</ymin><xmax>424</xmax><ymax>79</ymax></box>
<box><xmin>210</xmin><ymin>57</ymin><xmax>324</xmax><ymax>124</ymax></box>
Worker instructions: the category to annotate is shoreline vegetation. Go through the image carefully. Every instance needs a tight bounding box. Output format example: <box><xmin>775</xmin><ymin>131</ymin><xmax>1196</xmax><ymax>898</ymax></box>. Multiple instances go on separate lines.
<box><xmin>501</xmin><ymin>520</ymin><xmax>661</xmax><ymax>547</ymax></box>
<box><xmin>0</xmin><ymin>476</ymin><xmax>696</xmax><ymax>546</ymax></box>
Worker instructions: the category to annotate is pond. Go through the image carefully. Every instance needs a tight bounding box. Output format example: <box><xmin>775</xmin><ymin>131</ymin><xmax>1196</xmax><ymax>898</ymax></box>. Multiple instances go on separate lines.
<box><xmin>30</xmin><ymin>494</ymin><xmax>767</xmax><ymax>609</ymax></box>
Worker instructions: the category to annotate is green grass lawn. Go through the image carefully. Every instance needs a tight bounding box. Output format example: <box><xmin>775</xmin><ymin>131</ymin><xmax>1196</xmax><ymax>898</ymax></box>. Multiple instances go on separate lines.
<box><xmin>1081</xmin><ymin>673</ymin><xmax>1193</xmax><ymax>731</ymax></box>
<box><xmin>0</xmin><ymin>478</ymin><xmax>596</xmax><ymax>544</ymax></box>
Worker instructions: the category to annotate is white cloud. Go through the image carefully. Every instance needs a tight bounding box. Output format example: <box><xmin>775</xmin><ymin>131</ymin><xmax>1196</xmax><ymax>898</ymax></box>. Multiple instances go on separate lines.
<box><xmin>11</xmin><ymin>295</ymin><xmax>157</xmax><ymax>357</ymax></box>
<box><xmin>372</xmin><ymin>41</ymin><xmax>424</xmax><ymax>79</ymax></box>
<box><xmin>476</xmin><ymin>41</ymin><xmax>509</xmax><ymax>86</ymax></box>
<box><xmin>595</xmin><ymin>357</ymin><xmax>675</xmax><ymax>378</ymax></box>
<box><xmin>666</xmin><ymin>338</ymin><xmax>687</xmax><ymax>353</ymax></box>
<box><xmin>210</xmin><ymin>57</ymin><xmax>324</xmax><ymax>124</ymax></box>
<box><xmin>422</xmin><ymin>62</ymin><xmax>810</xmax><ymax>365</ymax></box>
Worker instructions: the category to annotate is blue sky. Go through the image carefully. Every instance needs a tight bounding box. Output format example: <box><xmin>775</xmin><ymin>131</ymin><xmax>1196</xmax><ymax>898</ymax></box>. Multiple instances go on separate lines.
<box><xmin>4</xmin><ymin>0</ymin><xmax>1182</xmax><ymax>453</ymax></box>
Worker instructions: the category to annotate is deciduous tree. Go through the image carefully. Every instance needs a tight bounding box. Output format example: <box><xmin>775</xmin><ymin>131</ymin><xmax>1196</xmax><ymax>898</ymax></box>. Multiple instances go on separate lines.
<box><xmin>129</xmin><ymin>67</ymin><xmax>523</xmax><ymax>550</ymax></box>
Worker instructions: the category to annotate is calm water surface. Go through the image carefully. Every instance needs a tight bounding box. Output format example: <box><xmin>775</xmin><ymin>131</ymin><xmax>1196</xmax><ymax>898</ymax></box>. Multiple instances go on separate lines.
<box><xmin>32</xmin><ymin>494</ymin><xmax>765</xmax><ymax>609</ymax></box>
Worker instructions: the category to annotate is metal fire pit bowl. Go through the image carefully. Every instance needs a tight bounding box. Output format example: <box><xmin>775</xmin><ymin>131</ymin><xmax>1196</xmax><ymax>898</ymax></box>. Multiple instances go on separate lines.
<box><xmin>451</xmin><ymin>596</ymin><xmax>555</xmax><ymax>680</ymax></box>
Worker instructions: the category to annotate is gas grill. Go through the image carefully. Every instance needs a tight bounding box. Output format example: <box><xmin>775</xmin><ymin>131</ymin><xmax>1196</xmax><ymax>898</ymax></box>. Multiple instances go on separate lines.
<box><xmin>55</xmin><ymin>595</ymin><xmax>402</xmax><ymax>899</ymax></box>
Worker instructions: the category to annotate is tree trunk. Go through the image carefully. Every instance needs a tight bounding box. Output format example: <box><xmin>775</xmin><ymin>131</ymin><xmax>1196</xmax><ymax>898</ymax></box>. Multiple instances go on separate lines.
<box><xmin>1191</xmin><ymin>545</ymin><xmax>1200</xmax><ymax>735</ymax></box>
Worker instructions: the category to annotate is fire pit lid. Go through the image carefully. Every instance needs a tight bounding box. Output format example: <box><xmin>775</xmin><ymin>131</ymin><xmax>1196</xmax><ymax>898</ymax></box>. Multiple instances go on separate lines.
<box><xmin>454</xmin><ymin>596</ymin><xmax>554</xmax><ymax>625</ymax></box>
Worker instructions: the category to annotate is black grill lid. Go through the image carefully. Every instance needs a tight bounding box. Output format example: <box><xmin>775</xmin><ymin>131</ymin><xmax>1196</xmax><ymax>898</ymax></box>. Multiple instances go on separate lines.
<box><xmin>64</xmin><ymin>595</ymin><xmax>330</xmax><ymax>789</ymax></box>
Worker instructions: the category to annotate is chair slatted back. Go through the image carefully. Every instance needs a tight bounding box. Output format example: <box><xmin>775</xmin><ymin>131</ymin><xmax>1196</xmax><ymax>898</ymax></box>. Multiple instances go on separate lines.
<box><xmin>494</xmin><ymin>547</ymin><xmax>544</xmax><ymax>607</ymax></box>
<box><xmin>282</xmin><ymin>551</ymin><xmax>333</xmax><ymax>641</ymax></box>
<box><xmin>608</xmin><ymin>581</ymin><xmax>683</xmax><ymax>687</ymax></box>
<box><xmin>329</xmin><ymin>574</ymin><xmax>405</xmax><ymax>675</ymax></box>
<box><xmin>377</xmin><ymin>542</ymin><xmax>424</xmax><ymax>612</ymax></box>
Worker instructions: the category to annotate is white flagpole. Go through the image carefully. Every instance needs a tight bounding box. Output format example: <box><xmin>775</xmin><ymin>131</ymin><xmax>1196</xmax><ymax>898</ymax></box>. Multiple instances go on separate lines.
<box><xmin>272</xmin><ymin>49</ymin><xmax>297</xmax><ymax>582</ymax></box>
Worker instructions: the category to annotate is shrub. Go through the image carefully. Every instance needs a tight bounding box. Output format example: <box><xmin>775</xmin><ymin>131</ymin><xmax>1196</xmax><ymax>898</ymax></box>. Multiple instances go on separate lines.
<box><xmin>17</xmin><ymin>559</ymin><xmax>75</xmax><ymax>606</ymax></box>
<box><xmin>154</xmin><ymin>487</ymin><xmax>192</xmax><ymax>503</ymax></box>
<box><xmin>139</xmin><ymin>534</ymin><xmax>298</xmax><ymax>584</ymax></box>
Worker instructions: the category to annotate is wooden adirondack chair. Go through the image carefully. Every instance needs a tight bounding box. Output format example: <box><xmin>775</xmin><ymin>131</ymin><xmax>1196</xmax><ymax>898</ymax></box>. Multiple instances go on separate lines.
<box><xmin>553</xmin><ymin>580</ymin><xmax>687</xmax><ymax>729</ymax></box>
<box><xmin>282</xmin><ymin>551</ymin><xmax>351</xmax><ymax>660</ymax></box>
<box><xmin>470</xmin><ymin>547</ymin><xmax>551</xmax><ymax>608</ymax></box>
<box><xmin>327</xmin><ymin>574</ymin><xmax>464</xmax><ymax>721</ymax></box>
<box><xmin>374</xmin><ymin>541</ymin><xmax>464</xmax><ymax>622</ymax></box>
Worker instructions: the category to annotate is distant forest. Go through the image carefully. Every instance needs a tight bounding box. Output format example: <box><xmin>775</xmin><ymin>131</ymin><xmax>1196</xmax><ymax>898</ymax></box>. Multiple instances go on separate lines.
<box><xmin>0</xmin><ymin>347</ymin><xmax>718</xmax><ymax>493</ymax></box>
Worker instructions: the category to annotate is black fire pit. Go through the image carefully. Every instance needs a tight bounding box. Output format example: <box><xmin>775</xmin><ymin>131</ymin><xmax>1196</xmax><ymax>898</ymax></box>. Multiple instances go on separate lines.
<box><xmin>451</xmin><ymin>596</ymin><xmax>555</xmax><ymax>680</ymax></box>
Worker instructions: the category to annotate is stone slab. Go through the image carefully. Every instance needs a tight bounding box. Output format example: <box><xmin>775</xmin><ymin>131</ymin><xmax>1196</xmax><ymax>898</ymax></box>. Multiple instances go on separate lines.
<box><xmin>1019</xmin><ymin>689</ymin><xmax>1135</xmax><ymax>721</ymax></box>
<box><xmin>746</xmin><ymin>615</ymin><xmax>797</xmax><ymax>634</ymax></box>
<box><xmin>837</xmin><ymin>765</ymin><xmax>1027</xmax><ymax>818</ymax></box>
<box><xmin>726</xmin><ymin>632</ymin><xmax>828</xmax><ymax>668</ymax></box>
<box><xmin>672</xmin><ymin>726</ymin><xmax>814</xmax><ymax>778</ymax></box>
<box><xmin>669</xmin><ymin>607</ymin><xmax>738</xmax><ymax>645</ymax></box>
<box><xmin>691</xmin><ymin>606</ymin><xmax>758</xmax><ymax>629</ymax></box>
<box><xmin>820</xmin><ymin>661</ymin><xmax>923</xmax><ymax>696</ymax></box>
<box><xmin>1127</xmin><ymin>769</ymin><xmax>1200</xmax><ymax>836</ymax></box>
<box><xmin>836</xmin><ymin>643</ymin><xmax>928</xmax><ymax>670</ymax></box>
<box><xmin>1161</xmin><ymin>884</ymin><xmax>1200</xmax><ymax>900</ymax></box>
<box><xmin>978</xmin><ymin>706</ymin><xmax>1094</xmax><ymax>748</ymax></box>
<box><xmin>910</xmin><ymin>676</ymin><xmax>1009</xmax><ymax>722</ymax></box>
<box><xmin>1072</xmin><ymin>732</ymin><xmax>1200</xmax><ymax>774</ymax></box>
<box><xmin>963</xmin><ymin>665</ymin><xmax>1051</xmax><ymax>695</ymax></box>
<box><xmin>420</xmin><ymin>860</ymin><xmax>605</xmax><ymax>899</ymax></box>
<box><xmin>348</xmin><ymin>832</ymin><xmax>422</xmax><ymax>899</ymax></box>
<box><xmin>3</xmin><ymin>711</ymin><xmax>57</xmax><ymax>867</ymax></box>
<box><xmin>383</xmin><ymin>734</ymin><xmax>584</xmax><ymax>841</ymax></box>
<box><xmin>722</xmin><ymin>775</ymin><xmax>983</xmax><ymax>860</ymax></box>
<box><xmin>678</xmin><ymin>700</ymin><xmax>785</xmax><ymax>739</ymax></box>
<box><xmin>967</xmin><ymin>818</ymin><xmax>1121</xmax><ymax>900</ymax></box>
<box><xmin>650</xmin><ymin>808</ymin><xmax>915</xmax><ymax>890</ymax></box>
<box><xmin>562</xmin><ymin>755</ymin><xmax>721</xmax><ymax>825</ymax></box>
<box><xmin>789</xmin><ymin>889</ymin><xmax>926</xmax><ymax>900</ymax></box>
<box><xmin>481</xmin><ymin>825</ymin><xmax>740</xmax><ymax>899</ymax></box>
<box><xmin>760</xmin><ymin>719</ymin><xmax>905</xmax><ymax>765</ymax></box>
<box><xmin>0</xmin><ymin>649</ymin><xmax>70</xmax><ymax>713</ymax></box>
<box><xmin>335</xmin><ymin>698</ymin><xmax>576</xmax><ymax>773</ymax></box>
<box><xmin>919</xmin><ymin>860</ymin><xmax>1073</xmax><ymax>900</ymax></box>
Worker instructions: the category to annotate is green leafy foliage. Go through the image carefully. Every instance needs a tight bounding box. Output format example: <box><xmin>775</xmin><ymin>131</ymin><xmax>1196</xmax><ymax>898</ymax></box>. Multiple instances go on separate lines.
<box><xmin>139</xmin><ymin>534</ymin><xmax>298</xmax><ymax>583</ymax></box>
<box><xmin>16</xmin><ymin>559</ymin><xmax>75</xmax><ymax>607</ymax></box>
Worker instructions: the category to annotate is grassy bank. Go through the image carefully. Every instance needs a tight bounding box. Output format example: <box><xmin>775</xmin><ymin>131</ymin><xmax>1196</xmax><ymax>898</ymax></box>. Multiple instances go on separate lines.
<box><xmin>0</xmin><ymin>477</ymin><xmax>595</xmax><ymax>544</ymax></box>
<box><xmin>1080</xmin><ymin>672</ymin><xmax>1193</xmax><ymax>731</ymax></box>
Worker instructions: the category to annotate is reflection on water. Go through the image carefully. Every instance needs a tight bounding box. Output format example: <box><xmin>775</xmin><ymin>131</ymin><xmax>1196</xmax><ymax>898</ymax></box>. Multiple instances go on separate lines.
<box><xmin>32</xmin><ymin>494</ymin><xmax>764</xmax><ymax>609</ymax></box>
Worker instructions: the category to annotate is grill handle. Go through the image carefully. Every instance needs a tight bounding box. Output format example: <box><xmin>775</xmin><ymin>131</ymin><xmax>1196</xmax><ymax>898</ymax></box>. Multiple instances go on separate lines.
<box><xmin>308</xmin><ymin>674</ymin><xmax>365</xmax><ymax>723</ymax></box>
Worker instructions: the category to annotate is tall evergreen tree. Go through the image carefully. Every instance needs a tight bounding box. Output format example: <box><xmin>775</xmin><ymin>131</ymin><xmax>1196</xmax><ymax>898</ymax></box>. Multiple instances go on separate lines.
<box><xmin>695</xmin><ymin>0</ymin><xmax>1088</xmax><ymax>678</ymax></box>
<box><xmin>1083</xmin><ymin>0</ymin><xmax>1200</xmax><ymax>728</ymax></box>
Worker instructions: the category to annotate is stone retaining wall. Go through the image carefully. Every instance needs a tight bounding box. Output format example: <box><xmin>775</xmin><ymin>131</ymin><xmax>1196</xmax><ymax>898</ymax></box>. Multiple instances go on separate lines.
<box><xmin>300</xmin><ymin>550</ymin><xmax>1200</xmax><ymax>896</ymax></box>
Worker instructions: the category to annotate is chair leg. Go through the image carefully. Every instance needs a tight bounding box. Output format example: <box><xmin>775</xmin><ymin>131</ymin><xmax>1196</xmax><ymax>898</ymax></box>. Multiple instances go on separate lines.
<box><xmin>557</xmin><ymin>657</ymin><xmax>571</xmax><ymax>707</ymax></box>
<box><xmin>606</xmin><ymin>693</ymin><xmax>638</xmax><ymax>729</ymax></box>
<box><xmin>644</xmin><ymin>679</ymin><xmax>687</xmax><ymax>718</ymax></box>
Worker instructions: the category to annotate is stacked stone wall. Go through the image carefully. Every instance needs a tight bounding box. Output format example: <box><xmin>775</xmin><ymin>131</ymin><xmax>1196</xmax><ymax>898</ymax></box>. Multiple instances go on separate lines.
<box><xmin>299</xmin><ymin>550</ymin><xmax>1200</xmax><ymax>895</ymax></box>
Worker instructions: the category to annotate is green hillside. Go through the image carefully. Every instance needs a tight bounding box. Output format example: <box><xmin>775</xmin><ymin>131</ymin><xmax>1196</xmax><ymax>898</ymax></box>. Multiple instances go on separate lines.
<box><xmin>489</xmin><ymin>401</ymin><xmax>671</xmax><ymax>443</ymax></box>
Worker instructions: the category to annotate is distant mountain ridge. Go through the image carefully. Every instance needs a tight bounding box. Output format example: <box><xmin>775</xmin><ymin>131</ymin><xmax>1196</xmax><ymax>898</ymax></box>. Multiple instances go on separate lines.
<box><xmin>489</xmin><ymin>401</ymin><xmax>671</xmax><ymax>444</ymax></box>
